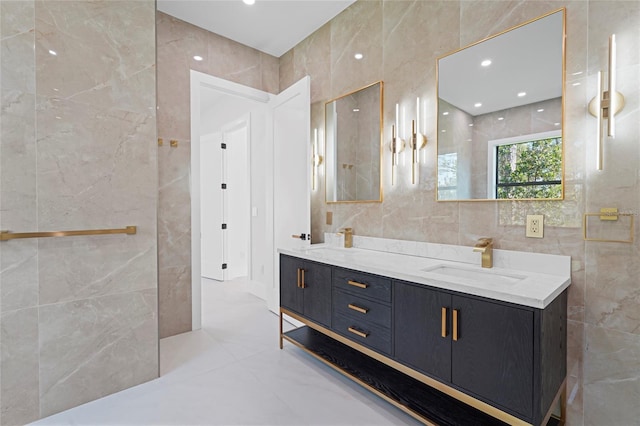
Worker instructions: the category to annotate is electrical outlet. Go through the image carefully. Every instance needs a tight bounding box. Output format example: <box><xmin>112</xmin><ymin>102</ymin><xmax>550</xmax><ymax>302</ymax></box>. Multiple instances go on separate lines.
<box><xmin>526</xmin><ymin>215</ymin><xmax>544</xmax><ymax>238</ymax></box>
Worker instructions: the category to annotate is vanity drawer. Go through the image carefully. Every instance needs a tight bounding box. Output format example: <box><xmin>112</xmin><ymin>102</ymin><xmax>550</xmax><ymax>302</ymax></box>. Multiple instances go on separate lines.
<box><xmin>333</xmin><ymin>312</ymin><xmax>392</xmax><ymax>355</ymax></box>
<box><xmin>333</xmin><ymin>268</ymin><xmax>391</xmax><ymax>302</ymax></box>
<box><xmin>333</xmin><ymin>289</ymin><xmax>391</xmax><ymax>329</ymax></box>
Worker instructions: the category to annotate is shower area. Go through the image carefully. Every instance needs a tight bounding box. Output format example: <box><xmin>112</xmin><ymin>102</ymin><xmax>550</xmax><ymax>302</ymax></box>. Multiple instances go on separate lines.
<box><xmin>0</xmin><ymin>1</ymin><xmax>159</xmax><ymax>423</ymax></box>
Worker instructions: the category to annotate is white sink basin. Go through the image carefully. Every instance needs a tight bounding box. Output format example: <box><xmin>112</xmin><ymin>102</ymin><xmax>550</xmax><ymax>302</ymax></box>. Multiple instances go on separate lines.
<box><xmin>422</xmin><ymin>265</ymin><xmax>526</xmax><ymax>285</ymax></box>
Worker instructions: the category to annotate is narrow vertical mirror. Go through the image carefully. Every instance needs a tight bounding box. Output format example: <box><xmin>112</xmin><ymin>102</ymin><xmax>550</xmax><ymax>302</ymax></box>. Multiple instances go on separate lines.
<box><xmin>325</xmin><ymin>81</ymin><xmax>383</xmax><ymax>203</ymax></box>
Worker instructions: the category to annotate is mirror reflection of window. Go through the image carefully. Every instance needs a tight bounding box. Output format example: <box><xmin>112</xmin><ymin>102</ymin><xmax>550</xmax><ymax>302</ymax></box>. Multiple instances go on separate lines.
<box><xmin>437</xmin><ymin>153</ymin><xmax>458</xmax><ymax>200</ymax></box>
<box><xmin>490</xmin><ymin>132</ymin><xmax>562</xmax><ymax>199</ymax></box>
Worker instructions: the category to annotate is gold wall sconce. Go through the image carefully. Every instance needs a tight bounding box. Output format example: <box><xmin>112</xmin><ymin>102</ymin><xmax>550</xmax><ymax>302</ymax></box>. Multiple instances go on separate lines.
<box><xmin>410</xmin><ymin>97</ymin><xmax>427</xmax><ymax>184</ymax></box>
<box><xmin>588</xmin><ymin>34</ymin><xmax>625</xmax><ymax>170</ymax></box>
<box><xmin>390</xmin><ymin>103</ymin><xmax>406</xmax><ymax>185</ymax></box>
<box><xmin>312</xmin><ymin>128</ymin><xmax>324</xmax><ymax>191</ymax></box>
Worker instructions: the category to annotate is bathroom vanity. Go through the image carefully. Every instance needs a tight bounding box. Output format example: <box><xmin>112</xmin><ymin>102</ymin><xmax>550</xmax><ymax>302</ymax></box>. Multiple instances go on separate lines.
<box><xmin>278</xmin><ymin>239</ymin><xmax>570</xmax><ymax>426</ymax></box>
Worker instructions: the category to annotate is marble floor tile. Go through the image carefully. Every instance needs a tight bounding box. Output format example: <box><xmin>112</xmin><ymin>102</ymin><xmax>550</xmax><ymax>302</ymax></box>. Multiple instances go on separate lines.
<box><xmin>33</xmin><ymin>278</ymin><xmax>420</xmax><ymax>425</ymax></box>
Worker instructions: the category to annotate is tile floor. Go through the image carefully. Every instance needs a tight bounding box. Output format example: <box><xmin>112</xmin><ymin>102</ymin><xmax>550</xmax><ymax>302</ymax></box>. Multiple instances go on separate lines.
<box><xmin>33</xmin><ymin>278</ymin><xmax>420</xmax><ymax>425</ymax></box>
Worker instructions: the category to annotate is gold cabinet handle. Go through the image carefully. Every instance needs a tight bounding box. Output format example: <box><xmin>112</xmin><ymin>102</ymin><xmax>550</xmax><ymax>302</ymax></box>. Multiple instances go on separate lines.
<box><xmin>347</xmin><ymin>280</ymin><xmax>368</xmax><ymax>289</ymax></box>
<box><xmin>296</xmin><ymin>268</ymin><xmax>301</xmax><ymax>288</ymax></box>
<box><xmin>348</xmin><ymin>304</ymin><xmax>369</xmax><ymax>314</ymax></box>
<box><xmin>300</xmin><ymin>269</ymin><xmax>306</xmax><ymax>289</ymax></box>
<box><xmin>348</xmin><ymin>327</ymin><xmax>369</xmax><ymax>338</ymax></box>
<box><xmin>453</xmin><ymin>309</ymin><xmax>459</xmax><ymax>341</ymax></box>
<box><xmin>441</xmin><ymin>307</ymin><xmax>447</xmax><ymax>338</ymax></box>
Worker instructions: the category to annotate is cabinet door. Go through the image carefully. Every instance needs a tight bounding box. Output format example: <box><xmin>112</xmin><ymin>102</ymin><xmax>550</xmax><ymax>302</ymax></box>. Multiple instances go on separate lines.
<box><xmin>279</xmin><ymin>255</ymin><xmax>303</xmax><ymax>313</ymax></box>
<box><xmin>302</xmin><ymin>261</ymin><xmax>332</xmax><ymax>327</ymax></box>
<box><xmin>394</xmin><ymin>282</ymin><xmax>452</xmax><ymax>382</ymax></box>
<box><xmin>451</xmin><ymin>295</ymin><xmax>534</xmax><ymax>418</ymax></box>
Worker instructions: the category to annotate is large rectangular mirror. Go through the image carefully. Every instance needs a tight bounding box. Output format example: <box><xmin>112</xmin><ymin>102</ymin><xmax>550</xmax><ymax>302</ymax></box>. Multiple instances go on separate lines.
<box><xmin>325</xmin><ymin>81</ymin><xmax>383</xmax><ymax>203</ymax></box>
<box><xmin>437</xmin><ymin>9</ymin><xmax>565</xmax><ymax>201</ymax></box>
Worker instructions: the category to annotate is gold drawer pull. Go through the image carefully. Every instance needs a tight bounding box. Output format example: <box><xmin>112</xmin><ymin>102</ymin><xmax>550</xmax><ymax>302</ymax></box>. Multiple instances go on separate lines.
<box><xmin>348</xmin><ymin>304</ymin><xmax>369</xmax><ymax>314</ymax></box>
<box><xmin>300</xmin><ymin>269</ymin><xmax>306</xmax><ymax>289</ymax></box>
<box><xmin>348</xmin><ymin>327</ymin><xmax>369</xmax><ymax>338</ymax></box>
<box><xmin>453</xmin><ymin>309</ymin><xmax>459</xmax><ymax>341</ymax></box>
<box><xmin>441</xmin><ymin>307</ymin><xmax>447</xmax><ymax>338</ymax></box>
<box><xmin>347</xmin><ymin>280</ymin><xmax>368</xmax><ymax>289</ymax></box>
<box><xmin>296</xmin><ymin>268</ymin><xmax>301</xmax><ymax>288</ymax></box>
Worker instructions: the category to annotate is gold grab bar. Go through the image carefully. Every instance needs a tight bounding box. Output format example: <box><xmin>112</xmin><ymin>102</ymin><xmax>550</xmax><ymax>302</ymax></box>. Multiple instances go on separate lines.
<box><xmin>0</xmin><ymin>226</ymin><xmax>137</xmax><ymax>241</ymax></box>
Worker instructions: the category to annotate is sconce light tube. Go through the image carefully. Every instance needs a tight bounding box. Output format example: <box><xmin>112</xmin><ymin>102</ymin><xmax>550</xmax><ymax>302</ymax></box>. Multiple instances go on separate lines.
<box><xmin>595</xmin><ymin>72</ymin><xmax>603</xmax><ymax>170</ymax></box>
<box><xmin>589</xmin><ymin>34</ymin><xmax>625</xmax><ymax>171</ymax></box>
<box><xmin>608</xmin><ymin>34</ymin><xmax>617</xmax><ymax>137</ymax></box>
<box><xmin>409</xmin><ymin>97</ymin><xmax>427</xmax><ymax>184</ymax></box>
<box><xmin>312</xmin><ymin>128</ymin><xmax>323</xmax><ymax>190</ymax></box>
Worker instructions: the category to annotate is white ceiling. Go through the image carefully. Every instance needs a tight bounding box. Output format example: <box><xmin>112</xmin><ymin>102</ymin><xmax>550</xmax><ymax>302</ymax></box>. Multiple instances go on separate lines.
<box><xmin>439</xmin><ymin>10</ymin><xmax>563</xmax><ymax>116</ymax></box>
<box><xmin>157</xmin><ymin>0</ymin><xmax>356</xmax><ymax>58</ymax></box>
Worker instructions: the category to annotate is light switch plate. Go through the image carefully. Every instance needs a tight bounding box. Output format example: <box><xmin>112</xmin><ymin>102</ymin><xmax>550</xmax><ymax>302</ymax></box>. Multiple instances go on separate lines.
<box><xmin>526</xmin><ymin>214</ymin><xmax>544</xmax><ymax>238</ymax></box>
<box><xmin>326</xmin><ymin>211</ymin><xmax>333</xmax><ymax>225</ymax></box>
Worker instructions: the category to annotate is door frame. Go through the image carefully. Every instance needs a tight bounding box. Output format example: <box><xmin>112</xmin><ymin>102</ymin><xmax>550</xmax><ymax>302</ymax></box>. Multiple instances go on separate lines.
<box><xmin>190</xmin><ymin>70</ymin><xmax>271</xmax><ymax>330</ymax></box>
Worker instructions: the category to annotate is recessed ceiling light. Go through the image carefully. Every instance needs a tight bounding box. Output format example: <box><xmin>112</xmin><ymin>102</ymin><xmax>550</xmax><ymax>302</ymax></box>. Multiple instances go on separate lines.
<box><xmin>55</xmin><ymin>116</ymin><xmax>62</xmax><ymax>119</ymax></box>
<box><xmin>498</xmin><ymin>117</ymin><xmax>504</xmax><ymax>121</ymax></box>
<box><xmin>554</xmin><ymin>122</ymin><xmax>560</xmax><ymax>126</ymax></box>
<box><xmin>49</xmin><ymin>49</ymin><xmax>57</xmax><ymax>56</ymax></box>
<box><xmin>572</xmin><ymin>71</ymin><xmax>583</xmax><ymax>76</ymax></box>
<box><xmin>481</xmin><ymin>59</ymin><xmax>492</xmax><ymax>67</ymax></box>
<box><xmin>354</xmin><ymin>53</ymin><xmax>363</xmax><ymax>60</ymax></box>
<box><xmin>242</xmin><ymin>0</ymin><xmax>255</xmax><ymax>5</ymax></box>
<box><xmin>442</xmin><ymin>112</ymin><xmax>449</xmax><ymax>116</ymax></box>
<box><xmin>467</xmin><ymin>139</ymin><xmax>472</xmax><ymax>142</ymax></box>
<box><xmin>474</xmin><ymin>102</ymin><xmax>482</xmax><ymax>108</ymax></box>
<box><xmin>441</xmin><ymin>130</ymin><xmax>447</xmax><ymax>133</ymax></box>
<box><xmin>193</xmin><ymin>55</ymin><xmax>203</xmax><ymax>61</ymax></box>
<box><xmin>353</xmin><ymin>108</ymin><xmax>360</xmax><ymax>112</ymax></box>
<box><xmin>572</xmin><ymin>82</ymin><xmax>581</xmax><ymax>86</ymax></box>
<box><xmin>468</xmin><ymin>123</ymin><xmax>473</xmax><ymax>127</ymax></box>
<box><xmin>537</xmin><ymin>108</ymin><xmax>544</xmax><ymax>112</ymax></box>
<box><xmin>517</xmin><ymin>92</ymin><xmax>527</xmax><ymax>97</ymax></box>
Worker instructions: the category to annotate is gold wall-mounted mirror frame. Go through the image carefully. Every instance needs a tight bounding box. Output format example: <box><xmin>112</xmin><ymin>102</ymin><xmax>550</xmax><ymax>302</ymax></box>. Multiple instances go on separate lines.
<box><xmin>436</xmin><ymin>8</ymin><xmax>566</xmax><ymax>202</ymax></box>
<box><xmin>325</xmin><ymin>81</ymin><xmax>384</xmax><ymax>204</ymax></box>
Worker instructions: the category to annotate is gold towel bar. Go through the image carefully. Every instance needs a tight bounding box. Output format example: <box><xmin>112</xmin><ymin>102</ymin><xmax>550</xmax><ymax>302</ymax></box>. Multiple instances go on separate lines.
<box><xmin>0</xmin><ymin>226</ymin><xmax>137</xmax><ymax>241</ymax></box>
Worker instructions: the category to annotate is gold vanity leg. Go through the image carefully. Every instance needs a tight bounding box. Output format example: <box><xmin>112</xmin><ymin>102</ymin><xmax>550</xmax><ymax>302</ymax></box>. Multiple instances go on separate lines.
<box><xmin>279</xmin><ymin>310</ymin><xmax>284</xmax><ymax>349</ymax></box>
<box><xmin>559</xmin><ymin>381</ymin><xmax>567</xmax><ymax>425</ymax></box>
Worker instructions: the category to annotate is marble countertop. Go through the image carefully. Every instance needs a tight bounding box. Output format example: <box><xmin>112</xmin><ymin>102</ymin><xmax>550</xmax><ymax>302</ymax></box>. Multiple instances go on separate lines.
<box><xmin>279</xmin><ymin>244</ymin><xmax>571</xmax><ymax>309</ymax></box>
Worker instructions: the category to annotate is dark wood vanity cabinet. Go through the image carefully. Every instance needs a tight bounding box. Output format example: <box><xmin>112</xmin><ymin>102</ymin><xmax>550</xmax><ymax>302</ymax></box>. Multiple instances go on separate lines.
<box><xmin>280</xmin><ymin>254</ymin><xmax>567</xmax><ymax>426</ymax></box>
<box><xmin>280</xmin><ymin>255</ymin><xmax>332</xmax><ymax>327</ymax></box>
<box><xmin>393</xmin><ymin>280</ymin><xmax>566</xmax><ymax>425</ymax></box>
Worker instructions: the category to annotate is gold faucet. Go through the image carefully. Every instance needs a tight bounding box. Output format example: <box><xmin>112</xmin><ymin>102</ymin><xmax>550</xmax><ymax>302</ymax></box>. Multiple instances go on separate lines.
<box><xmin>339</xmin><ymin>227</ymin><xmax>353</xmax><ymax>248</ymax></box>
<box><xmin>473</xmin><ymin>237</ymin><xmax>493</xmax><ymax>268</ymax></box>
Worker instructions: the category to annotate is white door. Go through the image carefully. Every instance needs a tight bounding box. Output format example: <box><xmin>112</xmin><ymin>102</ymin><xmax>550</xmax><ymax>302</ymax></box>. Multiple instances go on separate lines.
<box><xmin>201</xmin><ymin>119</ymin><xmax>251</xmax><ymax>282</ymax></box>
<box><xmin>201</xmin><ymin>132</ymin><xmax>224</xmax><ymax>281</ymax></box>
<box><xmin>267</xmin><ymin>76</ymin><xmax>311</xmax><ymax>313</ymax></box>
<box><xmin>223</xmin><ymin>119</ymin><xmax>250</xmax><ymax>280</ymax></box>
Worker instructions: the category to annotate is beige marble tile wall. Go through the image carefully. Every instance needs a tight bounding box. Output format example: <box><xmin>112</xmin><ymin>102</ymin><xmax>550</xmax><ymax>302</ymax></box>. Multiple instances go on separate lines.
<box><xmin>155</xmin><ymin>12</ymin><xmax>279</xmax><ymax>338</ymax></box>
<box><xmin>0</xmin><ymin>0</ymin><xmax>158</xmax><ymax>423</ymax></box>
<box><xmin>288</xmin><ymin>1</ymin><xmax>639</xmax><ymax>424</ymax></box>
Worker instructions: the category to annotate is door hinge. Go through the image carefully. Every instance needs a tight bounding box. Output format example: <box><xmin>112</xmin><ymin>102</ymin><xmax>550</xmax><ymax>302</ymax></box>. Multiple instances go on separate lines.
<box><xmin>221</xmin><ymin>183</ymin><xmax>227</xmax><ymax>189</ymax></box>
<box><xmin>222</xmin><ymin>263</ymin><xmax>227</xmax><ymax>269</ymax></box>
<box><xmin>221</xmin><ymin>143</ymin><xmax>227</xmax><ymax>149</ymax></box>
